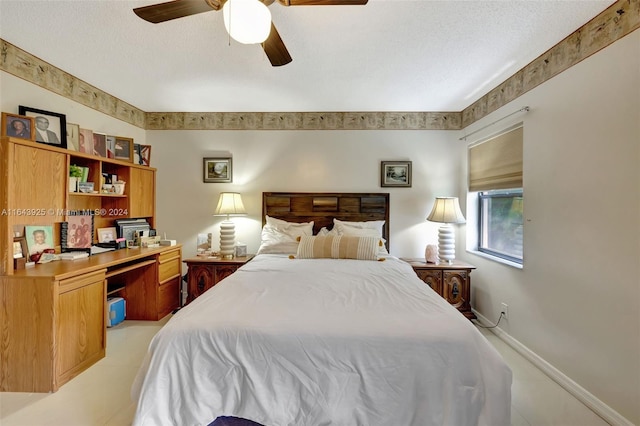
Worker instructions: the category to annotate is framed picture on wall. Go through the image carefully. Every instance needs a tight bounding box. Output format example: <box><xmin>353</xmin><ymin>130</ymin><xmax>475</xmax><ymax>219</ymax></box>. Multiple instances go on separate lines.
<box><xmin>18</xmin><ymin>105</ymin><xmax>67</xmax><ymax>148</ymax></box>
<box><xmin>203</xmin><ymin>157</ymin><xmax>232</xmax><ymax>183</ymax></box>
<box><xmin>1</xmin><ymin>113</ymin><xmax>35</xmax><ymax>140</ymax></box>
<box><xmin>381</xmin><ymin>160</ymin><xmax>412</xmax><ymax>187</ymax></box>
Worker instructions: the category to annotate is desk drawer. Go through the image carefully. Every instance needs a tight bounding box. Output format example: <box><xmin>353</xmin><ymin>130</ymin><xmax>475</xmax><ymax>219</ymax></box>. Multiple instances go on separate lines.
<box><xmin>158</xmin><ymin>249</ymin><xmax>181</xmax><ymax>283</ymax></box>
<box><xmin>58</xmin><ymin>270</ymin><xmax>106</xmax><ymax>294</ymax></box>
<box><xmin>157</xmin><ymin>276</ymin><xmax>180</xmax><ymax>319</ymax></box>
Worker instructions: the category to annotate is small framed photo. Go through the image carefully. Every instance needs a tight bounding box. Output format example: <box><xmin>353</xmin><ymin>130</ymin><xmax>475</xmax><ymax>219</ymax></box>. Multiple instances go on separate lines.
<box><xmin>97</xmin><ymin>227</ymin><xmax>117</xmax><ymax>243</ymax></box>
<box><xmin>106</xmin><ymin>135</ymin><xmax>116</xmax><ymax>159</ymax></box>
<box><xmin>134</xmin><ymin>144</ymin><xmax>151</xmax><ymax>166</ymax></box>
<box><xmin>114</xmin><ymin>136</ymin><xmax>134</xmax><ymax>162</ymax></box>
<box><xmin>63</xmin><ymin>215</ymin><xmax>93</xmax><ymax>250</ymax></box>
<box><xmin>24</xmin><ymin>225</ymin><xmax>54</xmax><ymax>257</ymax></box>
<box><xmin>18</xmin><ymin>106</ymin><xmax>67</xmax><ymax>148</ymax></box>
<box><xmin>79</xmin><ymin>128</ymin><xmax>94</xmax><ymax>154</ymax></box>
<box><xmin>13</xmin><ymin>237</ymin><xmax>28</xmax><ymax>259</ymax></box>
<box><xmin>2</xmin><ymin>113</ymin><xmax>35</xmax><ymax>140</ymax></box>
<box><xmin>204</xmin><ymin>157</ymin><xmax>232</xmax><ymax>183</ymax></box>
<box><xmin>381</xmin><ymin>160</ymin><xmax>412</xmax><ymax>187</ymax></box>
<box><xmin>93</xmin><ymin>132</ymin><xmax>107</xmax><ymax>157</ymax></box>
<box><xmin>66</xmin><ymin>123</ymin><xmax>80</xmax><ymax>151</ymax></box>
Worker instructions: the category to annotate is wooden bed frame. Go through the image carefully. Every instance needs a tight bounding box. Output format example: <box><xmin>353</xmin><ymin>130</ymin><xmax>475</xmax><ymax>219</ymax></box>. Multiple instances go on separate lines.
<box><xmin>262</xmin><ymin>192</ymin><xmax>390</xmax><ymax>249</ymax></box>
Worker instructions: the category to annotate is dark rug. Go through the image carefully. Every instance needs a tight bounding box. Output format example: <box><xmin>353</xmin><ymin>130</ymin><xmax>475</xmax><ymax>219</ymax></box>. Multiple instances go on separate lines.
<box><xmin>209</xmin><ymin>416</ymin><xmax>264</xmax><ymax>426</ymax></box>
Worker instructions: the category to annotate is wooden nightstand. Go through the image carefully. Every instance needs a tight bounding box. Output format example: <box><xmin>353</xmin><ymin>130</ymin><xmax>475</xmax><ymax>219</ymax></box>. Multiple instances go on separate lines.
<box><xmin>183</xmin><ymin>255</ymin><xmax>255</xmax><ymax>304</ymax></box>
<box><xmin>402</xmin><ymin>258</ymin><xmax>476</xmax><ymax>320</ymax></box>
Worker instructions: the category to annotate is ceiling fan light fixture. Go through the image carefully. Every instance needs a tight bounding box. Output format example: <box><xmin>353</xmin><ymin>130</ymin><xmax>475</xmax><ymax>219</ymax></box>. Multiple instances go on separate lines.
<box><xmin>223</xmin><ymin>0</ymin><xmax>272</xmax><ymax>45</ymax></box>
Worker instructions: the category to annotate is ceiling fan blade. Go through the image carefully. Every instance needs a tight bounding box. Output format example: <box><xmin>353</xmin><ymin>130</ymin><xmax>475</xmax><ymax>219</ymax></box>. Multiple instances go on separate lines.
<box><xmin>262</xmin><ymin>23</ymin><xmax>292</xmax><ymax>67</ymax></box>
<box><xmin>277</xmin><ymin>0</ymin><xmax>367</xmax><ymax>5</ymax></box>
<box><xmin>133</xmin><ymin>0</ymin><xmax>222</xmax><ymax>24</ymax></box>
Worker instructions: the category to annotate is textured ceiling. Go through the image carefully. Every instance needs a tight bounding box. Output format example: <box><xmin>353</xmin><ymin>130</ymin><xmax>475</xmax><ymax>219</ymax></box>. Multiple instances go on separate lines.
<box><xmin>0</xmin><ymin>0</ymin><xmax>614</xmax><ymax>113</ymax></box>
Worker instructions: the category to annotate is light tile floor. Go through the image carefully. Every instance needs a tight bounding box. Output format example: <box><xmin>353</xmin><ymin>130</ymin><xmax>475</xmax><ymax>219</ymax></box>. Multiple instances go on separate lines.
<box><xmin>0</xmin><ymin>317</ymin><xmax>610</xmax><ymax>426</ymax></box>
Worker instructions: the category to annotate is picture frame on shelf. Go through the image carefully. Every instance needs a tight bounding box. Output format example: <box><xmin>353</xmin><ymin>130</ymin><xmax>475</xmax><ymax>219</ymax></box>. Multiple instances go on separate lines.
<box><xmin>24</xmin><ymin>225</ymin><xmax>54</xmax><ymax>257</ymax></box>
<box><xmin>97</xmin><ymin>227</ymin><xmax>117</xmax><ymax>243</ymax></box>
<box><xmin>134</xmin><ymin>143</ymin><xmax>151</xmax><ymax>166</ymax></box>
<box><xmin>13</xmin><ymin>237</ymin><xmax>28</xmax><ymax>259</ymax></box>
<box><xmin>66</xmin><ymin>123</ymin><xmax>80</xmax><ymax>151</ymax></box>
<box><xmin>106</xmin><ymin>135</ymin><xmax>116</xmax><ymax>159</ymax></box>
<box><xmin>93</xmin><ymin>132</ymin><xmax>107</xmax><ymax>157</ymax></box>
<box><xmin>1</xmin><ymin>113</ymin><xmax>35</xmax><ymax>140</ymax></box>
<box><xmin>380</xmin><ymin>160</ymin><xmax>412</xmax><ymax>187</ymax></box>
<box><xmin>62</xmin><ymin>215</ymin><xmax>93</xmax><ymax>251</ymax></box>
<box><xmin>203</xmin><ymin>157</ymin><xmax>232</xmax><ymax>183</ymax></box>
<box><xmin>18</xmin><ymin>105</ymin><xmax>67</xmax><ymax>148</ymax></box>
<box><xmin>79</xmin><ymin>128</ymin><xmax>94</xmax><ymax>154</ymax></box>
<box><xmin>114</xmin><ymin>136</ymin><xmax>134</xmax><ymax>162</ymax></box>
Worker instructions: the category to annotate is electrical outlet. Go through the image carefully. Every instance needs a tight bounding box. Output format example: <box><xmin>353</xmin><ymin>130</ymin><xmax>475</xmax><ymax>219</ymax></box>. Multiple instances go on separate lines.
<box><xmin>501</xmin><ymin>302</ymin><xmax>509</xmax><ymax>319</ymax></box>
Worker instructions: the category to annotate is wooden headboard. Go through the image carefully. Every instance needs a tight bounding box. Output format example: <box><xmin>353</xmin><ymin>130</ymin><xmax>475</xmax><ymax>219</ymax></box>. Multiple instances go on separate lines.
<box><xmin>262</xmin><ymin>192</ymin><xmax>390</xmax><ymax>249</ymax></box>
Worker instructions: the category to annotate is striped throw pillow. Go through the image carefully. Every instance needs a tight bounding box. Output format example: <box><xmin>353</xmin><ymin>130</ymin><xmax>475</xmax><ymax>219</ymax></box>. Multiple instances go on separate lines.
<box><xmin>295</xmin><ymin>235</ymin><xmax>381</xmax><ymax>260</ymax></box>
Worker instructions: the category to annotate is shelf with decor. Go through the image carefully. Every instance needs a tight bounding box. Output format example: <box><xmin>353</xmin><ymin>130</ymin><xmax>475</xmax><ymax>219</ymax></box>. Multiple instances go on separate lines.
<box><xmin>0</xmin><ymin>136</ymin><xmax>156</xmax><ymax>275</ymax></box>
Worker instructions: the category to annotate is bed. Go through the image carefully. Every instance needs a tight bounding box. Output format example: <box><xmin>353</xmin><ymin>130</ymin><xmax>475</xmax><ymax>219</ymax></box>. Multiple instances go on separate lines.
<box><xmin>131</xmin><ymin>192</ymin><xmax>512</xmax><ymax>426</ymax></box>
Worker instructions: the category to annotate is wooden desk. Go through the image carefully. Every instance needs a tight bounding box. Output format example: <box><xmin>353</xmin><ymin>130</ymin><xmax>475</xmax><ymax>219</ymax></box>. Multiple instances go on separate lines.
<box><xmin>0</xmin><ymin>245</ymin><xmax>181</xmax><ymax>393</ymax></box>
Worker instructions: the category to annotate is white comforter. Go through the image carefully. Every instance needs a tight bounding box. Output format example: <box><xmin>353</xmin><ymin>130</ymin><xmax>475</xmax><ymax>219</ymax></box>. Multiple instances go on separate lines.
<box><xmin>132</xmin><ymin>255</ymin><xmax>511</xmax><ymax>426</ymax></box>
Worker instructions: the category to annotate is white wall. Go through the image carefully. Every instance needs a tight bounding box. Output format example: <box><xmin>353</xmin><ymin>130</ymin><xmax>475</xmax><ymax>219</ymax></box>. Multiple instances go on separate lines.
<box><xmin>150</xmin><ymin>129</ymin><xmax>466</xmax><ymax>260</ymax></box>
<box><xmin>459</xmin><ymin>31</ymin><xmax>640</xmax><ymax>425</ymax></box>
<box><xmin>0</xmin><ymin>73</ymin><xmax>146</xmax><ymax>144</ymax></box>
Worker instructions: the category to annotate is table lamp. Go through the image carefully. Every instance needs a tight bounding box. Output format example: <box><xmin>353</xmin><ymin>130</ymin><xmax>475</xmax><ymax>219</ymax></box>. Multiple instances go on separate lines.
<box><xmin>213</xmin><ymin>192</ymin><xmax>247</xmax><ymax>258</ymax></box>
<box><xmin>426</xmin><ymin>197</ymin><xmax>466</xmax><ymax>264</ymax></box>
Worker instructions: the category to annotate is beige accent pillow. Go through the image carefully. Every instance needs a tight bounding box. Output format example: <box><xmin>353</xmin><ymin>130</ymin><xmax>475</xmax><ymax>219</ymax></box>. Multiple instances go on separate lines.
<box><xmin>295</xmin><ymin>235</ymin><xmax>381</xmax><ymax>260</ymax></box>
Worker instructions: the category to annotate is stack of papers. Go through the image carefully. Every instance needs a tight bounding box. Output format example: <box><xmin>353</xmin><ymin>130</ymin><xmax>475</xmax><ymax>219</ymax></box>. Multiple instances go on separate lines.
<box><xmin>59</xmin><ymin>251</ymin><xmax>89</xmax><ymax>260</ymax></box>
<box><xmin>91</xmin><ymin>245</ymin><xmax>115</xmax><ymax>255</ymax></box>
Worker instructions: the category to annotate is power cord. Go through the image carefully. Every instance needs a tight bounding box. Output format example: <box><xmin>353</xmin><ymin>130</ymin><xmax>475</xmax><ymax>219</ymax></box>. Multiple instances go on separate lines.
<box><xmin>474</xmin><ymin>311</ymin><xmax>505</xmax><ymax>329</ymax></box>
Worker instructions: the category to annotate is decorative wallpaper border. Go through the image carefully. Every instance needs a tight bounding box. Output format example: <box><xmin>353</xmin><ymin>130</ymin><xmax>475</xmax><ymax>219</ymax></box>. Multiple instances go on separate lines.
<box><xmin>1</xmin><ymin>0</ymin><xmax>637</xmax><ymax>131</ymax></box>
<box><xmin>462</xmin><ymin>0</ymin><xmax>639</xmax><ymax>127</ymax></box>
<box><xmin>0</xmin><ymin>40</ymin><xmax>146</xmax><ymax>128</ymax></box>
<box><xmin>145</xmin><ymin>111</ymin><xmax>461</xmax><ymax>130</ymax></box>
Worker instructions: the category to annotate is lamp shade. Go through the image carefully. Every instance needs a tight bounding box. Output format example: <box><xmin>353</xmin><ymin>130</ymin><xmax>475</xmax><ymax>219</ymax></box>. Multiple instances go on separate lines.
<box><xmin>426</xmin><ymin>197</ymin><xmax>465</xmax><ymax>264</ymax></box>
<box><xmin>223</xmin><ymin>0</ymin><xmax>272</xmax><ymax>45</ymax></box>
<box><xmin>214</xmin><ymin>192</ymin><xmax>247</xmax><ymax>217</ymax></box>
<box><xmin>426</xmin><ymin>197</ymin><xmax>466</xmax><ymax>224</ymax></box>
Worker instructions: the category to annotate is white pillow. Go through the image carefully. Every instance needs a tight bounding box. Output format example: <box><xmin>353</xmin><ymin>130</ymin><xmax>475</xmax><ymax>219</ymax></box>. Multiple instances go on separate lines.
<box><xmin>316</xmin><ymin>226</ymin><xmax>337</xmax><ymax>237</ymax></box>
<box><xmin>333</xmin><ymin>218</ymin><xmax>388</xmax><ymax>253</ymax></box>
<box><xmin>257</xmin><ymin>216</ymin><xmax>314</xmax><ymax>254</ymax></box>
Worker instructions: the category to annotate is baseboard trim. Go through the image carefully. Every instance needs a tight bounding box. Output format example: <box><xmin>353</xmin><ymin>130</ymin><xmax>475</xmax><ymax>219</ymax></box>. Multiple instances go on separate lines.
<box><xmin>473</xmin><ymin>310</ymin><xmax>634</xmax><ymax>426</ymax></box>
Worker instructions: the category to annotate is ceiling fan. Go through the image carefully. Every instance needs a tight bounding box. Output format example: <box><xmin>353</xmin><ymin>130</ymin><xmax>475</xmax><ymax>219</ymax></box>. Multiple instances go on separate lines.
<box><xmin>133</xmin><ymin>0</ymin><xmax>368</xmax><ymax>67</ymax></box>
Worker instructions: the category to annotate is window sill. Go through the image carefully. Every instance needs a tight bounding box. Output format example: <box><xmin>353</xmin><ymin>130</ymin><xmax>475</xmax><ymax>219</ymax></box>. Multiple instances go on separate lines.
<box><xmin>466</xmin><ymin>249</ymin><xmax>524</xmax><ymax>269</ymax></box>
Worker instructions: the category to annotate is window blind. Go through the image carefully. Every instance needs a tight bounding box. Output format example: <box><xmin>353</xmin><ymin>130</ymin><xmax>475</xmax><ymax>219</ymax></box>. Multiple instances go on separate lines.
<box><xmin>468</xmin><ymin>126</ymin><xmax>523</xmax><ymax>192</ymax></box>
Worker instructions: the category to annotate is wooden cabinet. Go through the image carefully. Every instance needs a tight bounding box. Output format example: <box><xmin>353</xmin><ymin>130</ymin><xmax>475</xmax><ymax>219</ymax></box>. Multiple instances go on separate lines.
<box><xmin>128</xmin><ymin>167</ymin><xmax>155</xmax><ymax>218</ymax></box>
<box><xmin>0</xmin><ymin>136</ymin><xmax>157</xmax><ymax>275</ymax></box>
<box><xmin>402</xmin><ymin>259</ymin><xmax>476</xmax><ymax>320</ymax></box>
<box><xmin>56</xmin><ymin>271</ymin><xmax>107</xmax><ymax>388</ymax></box>
<box><xmin>184</xmin><ymin>255</ymin><xmax>254</xmax><ymax>304</ymax></box>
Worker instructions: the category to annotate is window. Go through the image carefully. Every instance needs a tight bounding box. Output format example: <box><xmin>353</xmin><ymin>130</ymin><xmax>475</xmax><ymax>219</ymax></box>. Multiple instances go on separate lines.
<box><xmin>468</xmin><ymin>124</ymin><xmax>524</xmax><ymax>265</ymax></box>
<box><xmin>478</xmin><ymin>189</ymin><xmax>523</xmax><ymax>264</ymax></box>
